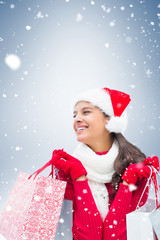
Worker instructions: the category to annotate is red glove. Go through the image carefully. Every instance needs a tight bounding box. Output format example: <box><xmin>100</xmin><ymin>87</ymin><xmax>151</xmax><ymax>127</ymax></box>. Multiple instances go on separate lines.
<box><xmin>122</xmin><ymin>162</ymin><xmax>153</xmax><ymax>185</ymax></box>
<box><xmin>122</xmin><ymin>156</ymin><xmax>159</xmax><ymax>185</ymax></box>
<box><xmin>143</xmin><ymin>156</ymin><xmax>159</xmax><ymax>172</ymax></box>
<box><xmin>52</xmin><ymin>149</ymin><xmax>87</xmax><ymax>181</ymax></box>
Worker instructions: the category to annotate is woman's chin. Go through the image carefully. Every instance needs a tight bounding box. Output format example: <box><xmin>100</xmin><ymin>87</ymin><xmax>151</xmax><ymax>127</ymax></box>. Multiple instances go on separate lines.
<box><xmin>76</xmin><ymin>135</ymin><xmax>88</xmax><ymax>144</ymax></box>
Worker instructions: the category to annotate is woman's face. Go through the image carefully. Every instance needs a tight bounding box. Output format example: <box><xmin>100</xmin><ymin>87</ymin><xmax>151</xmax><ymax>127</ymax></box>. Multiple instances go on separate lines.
<box><xmin>73</xmin><ymin>101</ymin><xmax>109</xmax><ymax>145</ymax></box>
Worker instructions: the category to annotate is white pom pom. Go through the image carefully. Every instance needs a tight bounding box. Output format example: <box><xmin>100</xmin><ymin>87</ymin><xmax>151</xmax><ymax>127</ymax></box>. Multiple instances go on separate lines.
<box><xmin>105</xmin><ymin>111</ymin><xmax>128</xmax><ymax>133</ymax></box>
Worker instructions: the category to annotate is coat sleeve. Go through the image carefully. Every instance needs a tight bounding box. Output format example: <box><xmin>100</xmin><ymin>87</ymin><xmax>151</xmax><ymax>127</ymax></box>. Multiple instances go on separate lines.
<box><xmin>72</xmin><ymin>180</ymin><xmax>103</xmax><ymax>240</ymax></box>
<box><xmin>130</xmin><ymin>178</ymin><xmax>149</xmax><ymax>211</ymax></box>
<box><xmin>103</xmin><ymin>183</ymin><xmax>133</xmax><ymax>240</ymax></box>
<box><xmin>103</xmin><ymin>179</ymin><xmax>150</xmax><ymax>240</ymax></box>
<box><xmin>57</xmin><ymin>171</ymin><xmax>103</xmax><ymax>240</ymax></box>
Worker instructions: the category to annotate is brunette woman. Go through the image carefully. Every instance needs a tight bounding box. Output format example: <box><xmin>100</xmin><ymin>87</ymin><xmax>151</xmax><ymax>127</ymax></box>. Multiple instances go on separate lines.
<box><xmin>31</xmin><ymin>87</ymin><xmax>159</xmax><ymax>240</ymax></box>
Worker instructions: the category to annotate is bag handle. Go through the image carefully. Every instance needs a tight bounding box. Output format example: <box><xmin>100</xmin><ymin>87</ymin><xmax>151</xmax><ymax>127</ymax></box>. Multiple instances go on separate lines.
<box><xmin>153</xmin><ymin>168</ymin><xmax>160</xmax><ymax>209</ymax></box>
<box><xmin>136</xmin><ymin>166</ymin><xmax>159</xmax><ymax>210</ymax></box>
<box><xmin>28</xmin><ymin>156</ymin><xmax>60</xmax><ymax>180</ymax></box>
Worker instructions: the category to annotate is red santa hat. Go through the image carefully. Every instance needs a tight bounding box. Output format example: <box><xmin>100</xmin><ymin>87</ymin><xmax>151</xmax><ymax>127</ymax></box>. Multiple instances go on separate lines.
<box><xmin>73</xmin><ymin>87</ymin><xmax>131</xmax><ymax>133</ymax></box>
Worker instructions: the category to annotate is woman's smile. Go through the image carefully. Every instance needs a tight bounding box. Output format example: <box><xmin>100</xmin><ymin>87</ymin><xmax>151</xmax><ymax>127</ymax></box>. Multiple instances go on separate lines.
<box><xmin>76</xmin><ymin>125</ymin><xmax>89</xmax><ymax>134</ymax></box>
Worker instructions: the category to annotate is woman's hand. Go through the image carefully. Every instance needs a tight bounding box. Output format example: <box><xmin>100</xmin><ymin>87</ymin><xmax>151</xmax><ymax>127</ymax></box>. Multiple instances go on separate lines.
<box><xmin>143</xmin><ymin>156</ymin><xmax>159</xmax><ymax>172</ymax></box>
<box><xmin>122</xmin><ymin>156</ymin><xmax>159</xmax><ymax>185</ymax></box>
<box><xmin>52</xmin><ymin>149</ymin><xmax>87</xmax><ymax>181</ymax></box>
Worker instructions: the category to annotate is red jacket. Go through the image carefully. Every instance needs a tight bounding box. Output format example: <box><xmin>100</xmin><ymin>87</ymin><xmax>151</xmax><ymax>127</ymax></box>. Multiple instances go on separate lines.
<box><xmin>58</xmin><ymin>171</ymin><xmax>149</xmax><ymax>240</ymax></box>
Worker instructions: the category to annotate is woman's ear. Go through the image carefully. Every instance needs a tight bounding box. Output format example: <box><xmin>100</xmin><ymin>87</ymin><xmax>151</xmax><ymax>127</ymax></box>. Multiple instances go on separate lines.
<box><xmin>105</xmin><ymin>116</ymin><xmax>110</xmax><ymax>124</ymax></box>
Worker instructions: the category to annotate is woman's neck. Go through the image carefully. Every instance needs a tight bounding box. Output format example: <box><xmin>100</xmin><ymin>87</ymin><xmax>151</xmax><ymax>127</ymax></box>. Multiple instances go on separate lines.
<box><xmin>87</xmin><ymin>133</ymin><xmax>114</xmax><ymax>153</ymax></box>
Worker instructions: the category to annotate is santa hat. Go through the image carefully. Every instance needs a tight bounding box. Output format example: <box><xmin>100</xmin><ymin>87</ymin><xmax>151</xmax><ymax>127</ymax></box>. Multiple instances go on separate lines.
<box><xmin>73</xmin><ymin>87</ymin><xmax>131</xmax><ymax>133</ymax></box>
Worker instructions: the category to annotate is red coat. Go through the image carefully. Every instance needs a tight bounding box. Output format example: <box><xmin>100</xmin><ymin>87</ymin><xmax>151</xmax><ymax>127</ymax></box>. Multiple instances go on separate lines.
<box><xmin>58</xmin><ymin>171</ymin><xmax>149</xmax><ymax>240</ymax></box>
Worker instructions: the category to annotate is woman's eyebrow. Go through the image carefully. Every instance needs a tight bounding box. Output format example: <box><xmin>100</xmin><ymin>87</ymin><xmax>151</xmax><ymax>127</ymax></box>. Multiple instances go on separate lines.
<box><xmin>82</xmin><ymin>107</ymin><xmax>93</xmax><ymax>110</ymax></box>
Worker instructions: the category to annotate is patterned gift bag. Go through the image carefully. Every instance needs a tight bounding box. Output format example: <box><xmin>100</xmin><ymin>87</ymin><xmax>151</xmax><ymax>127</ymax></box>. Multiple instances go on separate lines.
<box><xmin>0</xmin><ymin>172</ymin><xmax>67</xmax><ymax>240</ymax></box>
<box><xmin>0</xmin><ymin>233</ymin><xmax>7</xmax><ymax>240</ymax></box>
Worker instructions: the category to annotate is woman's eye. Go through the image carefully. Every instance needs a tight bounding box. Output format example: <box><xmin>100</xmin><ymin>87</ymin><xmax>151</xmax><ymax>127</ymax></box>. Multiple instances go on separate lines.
<box><xmin>84</xmin><ymin>111</ymin><xmax>90</xmax><ymax>114</ymax></box>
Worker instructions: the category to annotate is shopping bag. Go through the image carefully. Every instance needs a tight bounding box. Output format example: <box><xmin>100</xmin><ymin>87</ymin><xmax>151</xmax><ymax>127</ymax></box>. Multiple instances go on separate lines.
<box><xmin>126</xmin><ymin>166</ymin><xmax>158</xmax><ymax>240</ymax></box>
<box><xmin>0</xmin><ymin>233</ymin><xmax>7</xmax><ymax>240</ymax></box>
<box><xmin>149</xmin><ymin>171</ymin><xmax>160</xmax><ymax>240</ymax></box>
<box><xmin>0</xmin><ymin>171</ymin><xmax>67</xmax><ymax>240</ymax></box>
<box><xmin>55</xmin><ymin>199</ymin><xmax>73</xmax><ymax>239</ymax></box>
<box><xmin>28</xmin><ymin>152</ymin><xmax>73</xmax><ymax>239</ymax></box>
<box><xmin>127</xmin><ymin>210</ymin><xmax>156</xmax><ymax>240</ymax></box>
<box><xmin>149</xmin><ymin>206</ymin><xmax>160</xmax><ymax>239</ymax></box>
<box><xmin>149</xmin><ymin>170</ymin><xmax>160</xmax><ymax>239</ymax></box>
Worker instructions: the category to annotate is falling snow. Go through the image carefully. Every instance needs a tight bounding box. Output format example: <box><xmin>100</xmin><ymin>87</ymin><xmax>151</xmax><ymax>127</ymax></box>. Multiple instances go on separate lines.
<box><xmin>129</xmin><ymin>184</ymin><xmax>138</xmax><ymax>192</ymax></box>
<box><xmin>76</xmin><ymin>13</ymin><xmax>83</xmax><ymax>22</ymax></box>
<box><xmin>36</xmin><ymin>11</ymin><xmax>44</xmax><ymax>19</ymax></box>
<box><xmin>15</xmin><ymin>146</ymin><xmax>23</xmax><ymax>151</ymax></box>
<box><xmin>59</xmin><ymin>218</ymin><xmax>64</xmax><ymax>223</ymax></box>
<box><xmin>105</xmin><ymin>43</ymin><xmax>109</xmax><ymax>48</ymax></box>
<box><xmin>5</xmin><ymin>54</ymin><xmax>21</xmax><ymax>70</ymax></box>
<box><xmin>0</xmin><ymin>0</ymin><xmax>159</xmax><ymax>219</ymax></box>
<box><xmin>83</xmin><ymin>189</ymin><xmax>88</xmax><ymax>194</ymax></box>
<box><xmin>25</xmin><ymin>25</ymin><xmax>31</xmax><ymax>31</ymax></box>
<box><xmin>109</xmin><ymin>21</ymin><xmax>115</xmax><ymax>27</ymax></box>
<box><xmin>10</xmin><ymin>4</ymin><xmax>15</xmax><ymax>9</ymax></box>
<box><xmin>90</xmin><ymin>1</ymin><xmax>95</xmax><ymax>6</ymax></box>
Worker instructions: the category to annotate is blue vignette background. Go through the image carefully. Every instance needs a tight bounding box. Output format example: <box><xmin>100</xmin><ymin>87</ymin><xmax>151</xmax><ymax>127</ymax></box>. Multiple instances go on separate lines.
<box><xmin>0</xmin><ymin>0</ymin><xmax>160</xmax><ymax>211</ymax></box>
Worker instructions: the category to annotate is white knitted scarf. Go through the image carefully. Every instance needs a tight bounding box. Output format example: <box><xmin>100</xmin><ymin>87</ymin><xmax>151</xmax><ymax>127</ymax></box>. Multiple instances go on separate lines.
<box><xmin>72</xmin><ymin>141</ymin><xmax>119</xmax><ymax>221</ymax></box>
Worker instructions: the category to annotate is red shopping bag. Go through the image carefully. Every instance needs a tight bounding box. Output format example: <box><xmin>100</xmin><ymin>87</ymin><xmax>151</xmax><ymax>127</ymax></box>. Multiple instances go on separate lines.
<box><xmin>0</xmin><ymin>172</ymin><xmax>66</xmax><ymax>240</ymax></box>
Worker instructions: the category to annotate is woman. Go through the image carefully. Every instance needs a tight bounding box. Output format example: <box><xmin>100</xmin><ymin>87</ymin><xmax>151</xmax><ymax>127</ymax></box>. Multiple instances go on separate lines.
<box><xmin>31</xmin><ymin>87</ymin><xmax>159</xmax><ymax>240</ymax></box>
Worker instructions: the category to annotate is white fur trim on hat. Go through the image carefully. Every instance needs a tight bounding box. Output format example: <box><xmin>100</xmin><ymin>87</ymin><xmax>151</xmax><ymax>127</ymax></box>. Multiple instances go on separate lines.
<box><xmin>106</xmin><ymin>111</ymin><xmax>128</xmax><ymax>133</ymax></box>
<box><xmin>73</xmin><ymin>88</ymin><xmax>114</xmax><ymax>116</ymax></box>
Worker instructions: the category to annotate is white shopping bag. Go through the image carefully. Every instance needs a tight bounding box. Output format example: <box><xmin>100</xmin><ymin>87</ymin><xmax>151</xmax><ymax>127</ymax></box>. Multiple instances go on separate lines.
<box><xmin>149</xmin><ymin>172</ymin><xmax>160</xmax><ymax>239</ymax></box>
<box><xmin>127</xmin><ymin>167</ymin><xmax>158</xmax><ymax>240</ymax></box>
<box><xmin>127</xmin><ymin>210</ymin><xmax>156</xmax><ymax>240</ymax></box>
<box><xmin>149</xmin><ymin>206</ymin><xmax>160</xmax><ymax>239</ymax></box>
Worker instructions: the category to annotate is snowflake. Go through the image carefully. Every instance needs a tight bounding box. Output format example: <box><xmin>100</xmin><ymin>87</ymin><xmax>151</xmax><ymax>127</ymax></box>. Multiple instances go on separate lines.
<box><xmin>36</xmin><ymin>11</ymin><xmax>44</xmax><ymax>19</ymax></box>
<box><xmin>120</xmin><ymin>6</ymin><xmax>125</xmax><ymax>11</ymax></box>
<box><xmin>113</xmin><ymin>220</ymin><xmax>118</xmax><ymax>225</ymax></box>
<box><xmin>5</xmin><ymin>54</ymin><xmax>21</xmax><ymax>70</ymax></box>
<box><xmin>15</xmin><ymin>146</ymin><xmax>23</xmax><ymax>151</ymax></box>
<box><xmin>10</xmin><ymin>4</ymin><xmax>15</xmax><ymax>9</ymax></box>
<box><xmin>59</xmin><ymin>218</ymin><xmax>64</xmax><ymax>223</ymax></box>
<box><xmin>105</xmin><ymin>43</ymin><xmax>109</xmax><ymax>48</ymax></box>
<box><xmin>109</xmin><ymin>21</ymin><xmax>115</xmax><ymax>27</ymax></box>
<box><xmin>26</xmin><ymin>25</ymin><xmax>31</xmax><ymax>31</ymax></box>
<box><xmin>91</xmin><ymin>1</ymin><xmax>95</xmax><ymax>5</ymax></box>
<box><xmin>76</xmin><ymin>13</ymin><xmax>83</xmax><ymax>22</ymax></box>
<box><xmin>83</xmin><ymin>189</ymin><xmax>88</xmax><ymax>194</ymax></box>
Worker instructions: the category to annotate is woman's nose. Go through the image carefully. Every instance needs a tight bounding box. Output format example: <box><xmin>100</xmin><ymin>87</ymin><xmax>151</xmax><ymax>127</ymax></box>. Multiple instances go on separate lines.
<box><xmin>74</xmin><ymin>113</ymin><xmax>83</xmax><ymax>122</ymax></box>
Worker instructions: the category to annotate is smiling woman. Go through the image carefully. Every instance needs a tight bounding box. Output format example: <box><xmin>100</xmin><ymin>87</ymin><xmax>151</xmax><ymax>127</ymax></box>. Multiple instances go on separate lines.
<box><xmin>30</xmin><ymin>87</ymin><xmax>159</xmax><ymax>240</ymax></box>
<box><xmin>49</xmin><ymin>87</ymin><xmax>159</xmax><ymax>240</ymax></box>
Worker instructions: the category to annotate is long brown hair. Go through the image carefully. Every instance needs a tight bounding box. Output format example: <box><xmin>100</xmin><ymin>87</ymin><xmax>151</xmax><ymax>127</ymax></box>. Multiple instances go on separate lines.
<box><xmin>111</xmin><ymin>133</ymin><xmax>146</xmax><ymax>198</ymax></box>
